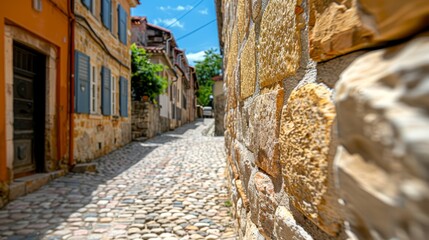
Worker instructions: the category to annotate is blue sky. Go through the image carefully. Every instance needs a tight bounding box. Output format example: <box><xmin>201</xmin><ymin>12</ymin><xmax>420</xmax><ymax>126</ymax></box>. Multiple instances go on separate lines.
<box><xmin>131</xmin><ymin>0</ymin><xmax>220</xmax><ymax>66</ymax></box>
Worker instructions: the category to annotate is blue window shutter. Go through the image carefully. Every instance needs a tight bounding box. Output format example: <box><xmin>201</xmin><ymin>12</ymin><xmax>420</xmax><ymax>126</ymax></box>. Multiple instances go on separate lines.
<box><xmin>120</xmin><ymin>77</ymin><xmax>128</xmax><ymax>117</ymax></box>
<box><xmin>74</xmin><ymin>51</ymin><xmax>90</xmax><ymax>114</ymax></box>
<box><xmin>117</xmin><ymin>5</ymin><xmax>127</xmax><ymax>44</ymax></box>
<box><xmin>122</xmin><ymin>8</ymin><xmax>128</xmax><ymax>44</ymax></box>
<box><xmin>81</xmin><ymin>0</ymin><xmax>91</xmax><ymax>9</ymax></box>
<box><xmin>117</xmin><ymin>5</ymin><xmax>122</xmax><ymax>41</ymax></box>
<box><xmin>108</xmin><ymin>0</ymin><xmax>112</xmax><ymax>31</ymax></box>
<box><xmin>101</xmin><ymin>0</ymin><xmax>111</xmax><ymax>30</ymax></box>
<box><xmin>101</xmin><ymin>66</ymin><xmax>111</xmax><ymax>115</ymax></box>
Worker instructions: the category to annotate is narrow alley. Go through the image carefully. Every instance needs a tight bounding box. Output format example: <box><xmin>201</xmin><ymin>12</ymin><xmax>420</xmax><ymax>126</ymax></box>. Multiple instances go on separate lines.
<box><xmin>0</xmin><ymin>119</ymin><xmax>237</xmax><ymax>240</ymax></box>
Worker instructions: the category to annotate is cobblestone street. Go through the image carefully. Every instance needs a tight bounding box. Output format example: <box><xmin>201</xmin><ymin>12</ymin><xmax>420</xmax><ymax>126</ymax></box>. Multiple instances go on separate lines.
<box><xmin>0</xmin><ymin>119</ymin><xmax>237</xmax><ymax>240</ymax></box>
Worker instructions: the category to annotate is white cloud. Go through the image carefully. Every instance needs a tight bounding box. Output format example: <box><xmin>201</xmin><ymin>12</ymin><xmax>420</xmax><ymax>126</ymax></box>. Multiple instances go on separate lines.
<box><xmin>199</xmin><ymin>8</ymin><xmax>208</xmax><ymax>15</ymax></box>
<box><xmin>159</xmin><ymin>5</ymin><xmax>193</xmax><ymax>11</ymax></box>
<box><xmin>153</xmin><ymin>18</ymin><xmax>184</xmax><ymax>28</ymax></box>
<box><xmin>186</xmin><ymin>51</ymin><xmax>206</xmax><ymax>65</ymax></box>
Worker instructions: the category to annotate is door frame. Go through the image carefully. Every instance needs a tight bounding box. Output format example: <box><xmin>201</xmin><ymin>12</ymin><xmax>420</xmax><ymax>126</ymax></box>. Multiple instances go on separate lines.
<box><xmin>4</xmin><ymin>25</ymin><xmax>58</xmax><ymax>180</ymax></box>
<box><xmin>12</xmin><ymin>42</ymin><xmax>46</xmax><ymax>177</ymax></box>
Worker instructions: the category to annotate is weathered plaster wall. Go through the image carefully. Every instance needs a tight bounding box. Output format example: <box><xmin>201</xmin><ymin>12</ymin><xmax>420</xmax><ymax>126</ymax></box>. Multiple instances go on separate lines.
<box><xmin>0</xmin><ymin>0</ymin><xmax>71</xmax><ymax>207</ymax></box>
<box><xmin>219</xmin><ymin>0</ymin><xmax>429</xmax><ymax>239</ymax></box>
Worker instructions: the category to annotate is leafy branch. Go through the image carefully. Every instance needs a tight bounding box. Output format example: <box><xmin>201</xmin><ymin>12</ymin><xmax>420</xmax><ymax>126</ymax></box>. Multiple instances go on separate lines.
<box><xmin>131</xmin><ymin>44</ymin><xmax>168</xmax><ymax>102</ymax></box>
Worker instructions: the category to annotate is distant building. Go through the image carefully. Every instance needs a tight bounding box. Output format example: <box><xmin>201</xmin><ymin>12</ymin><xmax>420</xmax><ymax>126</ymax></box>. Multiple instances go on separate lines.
<box><xmin>130</xmin><ymin>17</ymin><xmax>198</xmax><ymax>131</ymax></box>
<box><xmin>73</xmin><ymin>0</ymin><xmax>139</xmax><ymax>162</ymax></box>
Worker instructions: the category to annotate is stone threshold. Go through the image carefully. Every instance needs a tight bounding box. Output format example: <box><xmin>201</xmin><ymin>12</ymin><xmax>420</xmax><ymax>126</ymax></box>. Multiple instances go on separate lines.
<box><xmin>9</xmin><ymin>170</ymin><xmax>66</xmax><ymax>201</ymax></box>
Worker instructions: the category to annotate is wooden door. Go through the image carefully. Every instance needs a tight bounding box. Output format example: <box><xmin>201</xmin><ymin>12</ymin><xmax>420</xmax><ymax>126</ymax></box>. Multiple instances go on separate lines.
<box><xmin>12</xmin><ymin>43</ymin><xmax>46</xmax><ymax>178</ymax></box>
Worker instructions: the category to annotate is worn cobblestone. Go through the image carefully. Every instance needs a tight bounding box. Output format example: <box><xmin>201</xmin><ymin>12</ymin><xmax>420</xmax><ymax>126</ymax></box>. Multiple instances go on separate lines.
<box><xmin>0</xmin><ymin>119</ymin><xmax>237</xmax><ymax>240</ymax></box>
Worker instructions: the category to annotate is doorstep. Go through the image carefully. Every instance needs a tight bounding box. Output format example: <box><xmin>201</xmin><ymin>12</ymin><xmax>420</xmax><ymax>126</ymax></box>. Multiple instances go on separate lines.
<box><xmin>9</xmin><ymin>170</ymin><xmax>66</xmax><ymax>201</ymax></box>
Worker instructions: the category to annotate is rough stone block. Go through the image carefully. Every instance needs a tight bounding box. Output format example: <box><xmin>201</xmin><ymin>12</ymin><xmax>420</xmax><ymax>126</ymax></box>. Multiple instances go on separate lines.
<box><xmin>15</xmin><ymin>174</ymin><xmax>50</xmax><ymax>194</ymax></box>
<box><xmin>235</xmin><ymin>141</ymin><xmax>255</xmax><ymax>191</ymax></box>
<box><xmin>237</xmin><ymin>0</ymin><xmax>250</xmax><ymax>41</ymax></box>
<box><xmin>71</xmin><ymin>163</ymin><xmax>97</xmax><ymax>173</ymax></box>
<box><xmin>226</xmin><ymin>26</ymin><xmax>239</xmax><ymax>109</ymax></box>
<box><xmin>251</xmin><ymin>89</ymin><xmax>284</xmax><ymax>178</ymax></box>
<box><xmin>273</xmin><ymin>206</ymin><xmax>313</xmax><ymax>240</ymax></box>
<box><xmin>236</xmin><ymin>179</ymin><xmax>250</xmax><ymax>211</ymax></box>
<box><xmin>251</xmin><ymin>0</ymin><xmax>262</xmax><ymax>22</ymax></box>
<box><xmin>309</xmin><ymin>0</ymin><xmax>429</xmax><ymax>61</ymax></box>
<box><xmin>335</xmin><ymin>34</ymin><xmax>429</xmax><ymax>240</ymax></box>
<box><xmin>8</xmin><ymin>182</ymin><xmax>25</xmax><ymax>200</ymax></box>
<box><xmin>258</xmin><ymin>0</ymin><xmax>301</xmax><ymax>87</ymax></box>
<box><xmin>240</xmin><ymin>25</ymin><xmax>257</xmax><ymax>100</ymax></box>
<box><xmin>248</xmin><ymin>172</ymin><xmax>277</xmax><ymax>238</ymax></box>
<box><xmin>279</xmin><ymin>83</ymin><xmax>341</xmax><ymax>236</ymax></box>
<box><xmin>243</xmin><ymin>214</ymin><xmax>265</xmax><ymax>240</ymax></box>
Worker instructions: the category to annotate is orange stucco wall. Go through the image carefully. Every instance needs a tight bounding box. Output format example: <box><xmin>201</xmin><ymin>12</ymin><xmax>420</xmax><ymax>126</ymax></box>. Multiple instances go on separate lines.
<box><xmin>0</xmin><ymin>0</ymin><xmax>70</xmax><ymax>181</ymax></box>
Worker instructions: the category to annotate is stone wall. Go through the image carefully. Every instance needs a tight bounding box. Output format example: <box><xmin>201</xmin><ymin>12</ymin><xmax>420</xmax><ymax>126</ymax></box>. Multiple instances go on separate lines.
<box><xmin>132</xmin><ymin>101</ymin><xmax>161</xmax><ymax>139</ymax></box>
<box><xmin>73</xmin><ymin>114</ymin><xmax>131</xmax><ymax>162</ymax></box>
<box><xmin>73</xmin><ymin>0</ymin><xmax>133</xmax><ymax>162</ymax></box>
<box><xmin>217</xmin><ymin>0</ymin><xmax>429</xmax><ymax>239</ymax></box>
<box><xmin>214</xmin><ymin>94</ymin><xmax>226</xmax><ymax>136</ymax></box>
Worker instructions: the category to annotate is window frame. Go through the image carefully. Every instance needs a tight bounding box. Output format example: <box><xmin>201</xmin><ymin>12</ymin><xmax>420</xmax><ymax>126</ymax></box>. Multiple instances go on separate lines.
<box><xmin>111</xmin><ymin>74</ymin><xmax>117</xmax><ymax>115</ymax></box>
<box><xmin>90</xmin><ymin>65</ymin><xmax>98</xmax><ymax>114</ymax></box>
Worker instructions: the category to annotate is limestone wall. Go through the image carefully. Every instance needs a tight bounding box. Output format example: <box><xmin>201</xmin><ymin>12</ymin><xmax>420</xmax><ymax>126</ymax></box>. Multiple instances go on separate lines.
<box><xmin>218</xmin><ymin>0</ymin><xmax>429</xmax><ymax>239</ymax></box>
<box><xmin>132</xmin><ymin>101</ymin><xmax>161</xmax><ymax>139</ymax></box>
<box><xmin>73</xmin><ymin>0</ymin><xmax>133</xmax><ymax>162</ymax></box>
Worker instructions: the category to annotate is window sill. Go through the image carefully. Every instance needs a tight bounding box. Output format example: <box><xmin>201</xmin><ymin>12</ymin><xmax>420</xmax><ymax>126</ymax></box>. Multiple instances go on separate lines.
<box><xmin>89</xmin><ymin>114</ymin><xmax>103</xmax><ymax>120</ymax></box>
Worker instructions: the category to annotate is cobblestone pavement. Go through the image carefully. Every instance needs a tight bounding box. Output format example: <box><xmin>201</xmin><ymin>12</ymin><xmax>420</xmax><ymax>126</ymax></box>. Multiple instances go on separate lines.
<box><xmin>0</xmin><ymin>119</ymin><xmax>237</xmax><ymax>240</ymax></box>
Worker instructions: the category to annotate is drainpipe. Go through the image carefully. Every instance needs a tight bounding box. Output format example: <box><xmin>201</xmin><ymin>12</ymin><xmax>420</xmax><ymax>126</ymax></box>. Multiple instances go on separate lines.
<box><xmin>165</xmin><ymin>35</ymin><xmax>172</xmax><ymax>58</ymax></box>
<box><xmin>165</xmin><ymin>35</ymin><xmax>179</xmax><ymax>83</ymax></box>
<box><xmin>68</xmin><ymin>0</ymin><xmax>76</xmax><ymax>168</ymax></box>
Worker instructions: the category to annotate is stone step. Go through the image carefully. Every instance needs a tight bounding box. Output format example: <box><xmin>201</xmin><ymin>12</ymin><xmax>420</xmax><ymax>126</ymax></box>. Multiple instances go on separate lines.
<box><xmin>10</xmin><ymin>170</ymin><xmax>66</xmax><ymax>200</ymax></box>
<box><xmin>71</xmin><ymin>163</ymin><xmax>97</xmax><ymax>173</ymax></box>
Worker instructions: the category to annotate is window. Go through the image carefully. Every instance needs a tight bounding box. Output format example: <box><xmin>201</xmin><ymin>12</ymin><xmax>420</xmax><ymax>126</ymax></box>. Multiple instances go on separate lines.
<box><xmin>182</xmin><ymin>94</ymin><xmax>187</xmax><ymax>109</ymax></box>
<box><xmin>101</xmin><ymin>0</ymin><xmax>112</xmax><ymax>30</ymax></box>
<box><xmin>33</xmin><ymin>0</ymin><xmax>42</xmax><ymax>11</ymax></box>
<box><xmin>81</xmin><ymin>0</ymin><xmax>91</xmax><ymax>10</ymax></box>
<box><xmin>90</xmin><ymin>65</ymin><xmax>98</xmax><ymax>114</ymax></box>
<box><xmin>75</xmin><ymin>51</ymin><xmax>90</xmax><ymax>113</ymax></box>
<box><xmin>101</xmin><ymin>66</ymin><xmax>111</xmax><ymax>115</ymax></box>
<box><xmin>91</xmin><ymin>0</ymin><xmax>96</xmax><ymax>15</ymax></box>
<box><xmin>120</xmin><ymin>77</ymin><xmax>128</xmax><ymax>117</ymax></box>
<box><xmin>111</xmin><ymin>75</ymin><xmax>117</xmax><ymax>115</ymax></box>
<box><xmin>117</xmin><ymin>4</ymin><xmax>127</xmax><ymax>44</ymax></box>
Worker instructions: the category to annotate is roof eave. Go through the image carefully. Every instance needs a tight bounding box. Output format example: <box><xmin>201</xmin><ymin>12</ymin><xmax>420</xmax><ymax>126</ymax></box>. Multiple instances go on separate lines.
<box><xmin>128</xmin><ymin>0</ymin><xmax>140</xmax><ymax>8</ymax></box>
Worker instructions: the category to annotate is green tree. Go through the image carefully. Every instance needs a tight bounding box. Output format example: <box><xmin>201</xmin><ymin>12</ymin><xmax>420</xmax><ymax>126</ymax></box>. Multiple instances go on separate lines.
<box><xmin>195</xmin><ymin>49</ymin><xmax>222</xmax><ymax>106</ymax></box>
<box><xmin>131</xmin><ymin>44</ymin><xmax>168</xmax><ymax>102</ymax></box>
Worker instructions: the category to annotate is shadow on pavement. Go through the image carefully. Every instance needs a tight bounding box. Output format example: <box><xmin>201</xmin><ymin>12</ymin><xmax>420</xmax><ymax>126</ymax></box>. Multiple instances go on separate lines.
<box><xmin>0</xmin><ymin>120</ymin><xmax>203</xmax><ymax>240</ymax></box>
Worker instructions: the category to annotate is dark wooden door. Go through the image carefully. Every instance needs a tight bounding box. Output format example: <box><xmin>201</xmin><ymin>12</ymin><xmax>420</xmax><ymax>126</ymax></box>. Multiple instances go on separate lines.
<box><xmin>13</xmin><ymin>43</ymin><xmax>46</xmax><ymax>178</ymax></box>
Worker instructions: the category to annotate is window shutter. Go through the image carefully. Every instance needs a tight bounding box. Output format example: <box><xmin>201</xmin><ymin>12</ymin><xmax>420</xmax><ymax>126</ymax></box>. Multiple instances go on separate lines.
<box><xmin>81</xmin><ymin>0</ymin><xmax>91</xmax><ymax>9</ymax></box>
<box><xmin>117</xmin><ymin>5</ymin><xmax>127</xmax><ymax>44</ymax></box>
<box><xmin>101</xmin><ymin>0</ymin><xmax>111</xmax><ymax>30</ymax></box>
<box><xmin>74</xmin><ymin>51</ymin><xmax>90</xmax><ymax>113</ymax></box>
<box><xmin>117</xmin><ymin>5</ymin><xmax>122</xmax><ymax>42</ymax></box>
<box><xmin>120</xmin><ymin>77</ymin><xmax>128</xmax><ymax>117</ymax></box>
<box><xmin>101</xmin><ymin>66</ymin><xmax>111</xmax><ymax>115</ymax></box>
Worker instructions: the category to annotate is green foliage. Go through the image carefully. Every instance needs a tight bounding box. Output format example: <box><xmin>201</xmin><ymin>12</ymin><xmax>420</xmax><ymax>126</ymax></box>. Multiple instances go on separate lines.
<box><xmin>195</xmin><ymin>49</ymin><xmax>222</xmax><ymax>106</ymax></box>
<box><xmin>131</xmin><ymin>44</ymin><xmax>168</xmax><ymax>101</ymax></box>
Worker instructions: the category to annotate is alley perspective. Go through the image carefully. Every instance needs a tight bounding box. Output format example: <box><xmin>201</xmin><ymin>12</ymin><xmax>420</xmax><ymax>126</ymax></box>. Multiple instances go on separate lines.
<box><xmin>1</xmin><ymin>0</ymin><xmax>429</xmax><ymax>240</ymax></box>
<box><xmin>0</xmin><ymin>120</ymin><xmax>236</xmax><ymax>239</ymax></box>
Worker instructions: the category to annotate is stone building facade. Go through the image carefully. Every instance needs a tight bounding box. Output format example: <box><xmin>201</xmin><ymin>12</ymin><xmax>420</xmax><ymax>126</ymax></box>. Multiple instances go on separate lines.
<box><xmin>216</xmin><ymin>0</ymin><xmax>429</xmax><ymax>239</ymax></box>
<box><xmin>131</xmin><ymin>17</ymin><xmax>199</xmax><ymax>133</ymax></box>
<box><xmin>0</xmin><ymin>0</ymin><xmax>72</xmax><ymax>208</ymax></box>
<box><xmin>73</xmin><ymin>0</ymin><xmax>138</xmax><ymax>162</ymax></box>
